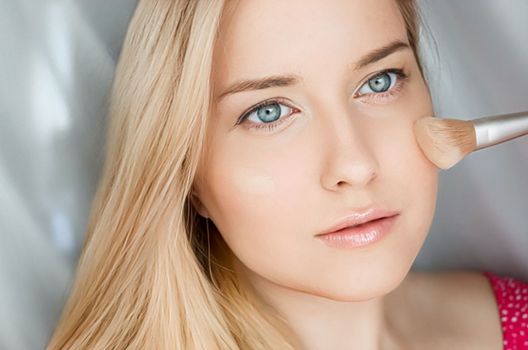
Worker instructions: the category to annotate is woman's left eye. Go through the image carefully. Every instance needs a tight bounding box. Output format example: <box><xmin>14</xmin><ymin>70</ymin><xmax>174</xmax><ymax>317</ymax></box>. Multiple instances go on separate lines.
<box><xmin>354</xmin><ymin>68</ymin><xmax>408</xmax><ymax>100</ymax></box>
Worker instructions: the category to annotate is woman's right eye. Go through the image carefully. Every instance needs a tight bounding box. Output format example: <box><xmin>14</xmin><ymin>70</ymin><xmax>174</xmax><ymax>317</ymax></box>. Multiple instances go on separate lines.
<box><xmin>236</xmin><ymin>98</ymin><xmax>300</xmax><ymax>133</ymax></box>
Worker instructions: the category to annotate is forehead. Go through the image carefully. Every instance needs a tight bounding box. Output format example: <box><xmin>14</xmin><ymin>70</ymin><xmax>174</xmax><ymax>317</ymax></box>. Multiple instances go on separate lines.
<box><xmin>213</xmin><ymin>0</ymin><xmax>408</xmax><ymax>92</ymax></box>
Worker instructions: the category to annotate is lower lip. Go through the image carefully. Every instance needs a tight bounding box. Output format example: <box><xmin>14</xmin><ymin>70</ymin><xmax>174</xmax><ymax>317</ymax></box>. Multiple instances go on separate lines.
<box><xmin>316</xmin><ymin>214</ymin><xmax>399</xmax><ymax>249</ymax></box>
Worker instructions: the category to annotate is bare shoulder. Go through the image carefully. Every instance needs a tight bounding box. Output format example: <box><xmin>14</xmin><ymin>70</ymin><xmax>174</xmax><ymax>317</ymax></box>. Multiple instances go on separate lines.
<box><xmin>406</xmin><ymin>269</ymin><xmax>503</xmax><ymax>349</ymax></box>
<box><xmin>410</xmin><ymin>269</ymin><xmax>496</xmax><ymax>302</ymax></box>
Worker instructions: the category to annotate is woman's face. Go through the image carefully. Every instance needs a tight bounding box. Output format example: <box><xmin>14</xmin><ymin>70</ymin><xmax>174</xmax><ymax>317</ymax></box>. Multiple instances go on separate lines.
<box><xmin>194</xmin><ymin>0</ymin><xmax>438</xmax><ymax>301</ymax></box>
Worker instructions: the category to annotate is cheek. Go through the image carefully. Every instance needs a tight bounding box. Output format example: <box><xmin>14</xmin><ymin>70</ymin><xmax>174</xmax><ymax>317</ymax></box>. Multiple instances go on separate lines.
<box><xmin>394</xmin><ymin>127</ymin><xmax>438</xmax><ymax>230</ymax></box>
<box><xmin>373</xmin><ymin>109</ymin><xmax>439</xmax><ymax>252</ymax></box>
<box><xmin>379</xmin><ymin>115</ymin><xmax>438</xmax><ymax>195</ymax></box>
<box><xmin>200</xmin><ymin>142</ymin><xmax>312</xmax><ymax>267</ymax></box>
<box><xmin>359</xmin><ymin>87</ymin><xmax>438</xmax><ymax>257</ymax></box>
<box><xmin>377</xmin><ymin>73</ymin><xmax>438</xmax><ymax>216</ymax></box>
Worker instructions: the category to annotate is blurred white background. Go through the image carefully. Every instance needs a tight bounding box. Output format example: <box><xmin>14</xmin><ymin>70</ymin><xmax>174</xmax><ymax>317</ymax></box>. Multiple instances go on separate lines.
<box><xmin>0</xmin><ymin>1</ymin><xmax>526</xmax><ymax>349</ymax></box>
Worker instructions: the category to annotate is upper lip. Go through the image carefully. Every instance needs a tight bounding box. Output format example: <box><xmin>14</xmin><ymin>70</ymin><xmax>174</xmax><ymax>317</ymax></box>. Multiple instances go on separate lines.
<box><xmin>317</xmin><ymin>207</ymin><xmax>400</xmax><ymax>236</ymax></box>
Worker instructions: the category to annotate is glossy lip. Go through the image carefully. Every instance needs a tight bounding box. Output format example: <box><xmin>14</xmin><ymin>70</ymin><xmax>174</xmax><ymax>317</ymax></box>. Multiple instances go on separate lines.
<box><xmin>315</xmin><ymin>214</ymin><xmax>400</xmax><ymax>249</ymax></box>
<box><xmin>316</xmin><ymin>207</ymin><xmax>401</xmax><ymax>236</ymax></box>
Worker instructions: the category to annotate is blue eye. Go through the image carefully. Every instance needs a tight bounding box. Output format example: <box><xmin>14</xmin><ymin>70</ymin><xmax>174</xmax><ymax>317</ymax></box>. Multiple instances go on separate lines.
<box><xmin>249</xmin><ymin>102</ymin><xmax>287</xmax><ymax>124</ymax></box>
<box><xmin>236</xmin><ymin>98</ymin><xmax>298</xmax><ymax>133</ymax></box>
<box><xmin>356</xmin><ymin>69</ymin><xmax>407</xmax><ymax>97</ymax></box>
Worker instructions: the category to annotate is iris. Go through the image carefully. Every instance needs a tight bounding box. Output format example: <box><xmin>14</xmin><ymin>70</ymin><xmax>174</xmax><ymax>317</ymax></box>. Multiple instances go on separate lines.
<box><xmin>368</xmin><ymin>72</ymin><xmax>392</xmax><ymax>93</ymax></box>
<box><xmin>256</xmin><ymin>103</ymin><xmax>281</xmax><ymax>123</ymax></box>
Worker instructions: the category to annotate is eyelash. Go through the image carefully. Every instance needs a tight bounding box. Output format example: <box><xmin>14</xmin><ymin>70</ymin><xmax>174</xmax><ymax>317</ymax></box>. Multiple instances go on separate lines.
<box><xmin>236</xmin><ymin>67</ymin><xmax>409</xmax><ymax>133</ymax></box>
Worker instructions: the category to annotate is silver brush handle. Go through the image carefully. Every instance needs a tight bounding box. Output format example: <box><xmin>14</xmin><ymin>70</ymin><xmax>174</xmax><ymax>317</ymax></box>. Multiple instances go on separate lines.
<box><xmin>473</xmin><ymin>111</ymin><xmax>528</xmax><ymax>150</ymax></box>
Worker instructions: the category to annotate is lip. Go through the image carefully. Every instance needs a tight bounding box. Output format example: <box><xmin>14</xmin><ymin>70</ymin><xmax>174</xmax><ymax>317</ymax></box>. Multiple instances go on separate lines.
<box><xmin>315</xmin><ymin>214</ymin><xmax>399</xmax><ymax>249</ymax></box>
<box><xmin>317</xmin><ymin>207</ymin><xmax>401</xmax><ymax>236</ymax></box>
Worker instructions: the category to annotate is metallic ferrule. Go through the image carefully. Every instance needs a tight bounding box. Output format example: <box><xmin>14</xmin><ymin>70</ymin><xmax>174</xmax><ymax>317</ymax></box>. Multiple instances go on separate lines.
<box><xmin>473</xmin><ymin>111</ymin><xmax>528</xmax><ymax>150</ymax></box>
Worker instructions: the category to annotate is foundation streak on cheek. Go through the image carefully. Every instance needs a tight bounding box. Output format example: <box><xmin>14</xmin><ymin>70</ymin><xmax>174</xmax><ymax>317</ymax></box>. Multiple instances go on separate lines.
<box><xmin>232</xmin><ymin>166</ymin><xmax>276</xmax><ymax>195</ymax></box>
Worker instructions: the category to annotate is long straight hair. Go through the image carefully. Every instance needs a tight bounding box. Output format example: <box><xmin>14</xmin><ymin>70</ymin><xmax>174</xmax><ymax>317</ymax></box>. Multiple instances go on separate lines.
<box><xmin>46</xmin><ymin>1</ymin><xmax>425</xmax><ymax>349</ymax></box>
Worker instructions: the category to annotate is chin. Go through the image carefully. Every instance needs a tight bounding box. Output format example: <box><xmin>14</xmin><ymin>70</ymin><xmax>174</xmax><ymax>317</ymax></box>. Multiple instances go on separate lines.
<box><xmin>306</xmin><ymin>269</ymin><xmax>409</xmax><ymax>302</ymax></box>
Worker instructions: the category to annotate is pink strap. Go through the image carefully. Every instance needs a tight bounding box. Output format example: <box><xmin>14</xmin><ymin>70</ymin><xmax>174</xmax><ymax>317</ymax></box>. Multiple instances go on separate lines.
<box><xmin>483</xmin><ymin>271</ymin><xmax>528</xmax><ymax>350</ymax></box>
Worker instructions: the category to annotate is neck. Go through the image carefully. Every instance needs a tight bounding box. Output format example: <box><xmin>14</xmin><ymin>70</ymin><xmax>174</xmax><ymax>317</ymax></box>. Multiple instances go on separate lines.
<box><xmin>234</xmin><ymin>259</ymin><xmax>411</xmax><ymax>350</ymax></box>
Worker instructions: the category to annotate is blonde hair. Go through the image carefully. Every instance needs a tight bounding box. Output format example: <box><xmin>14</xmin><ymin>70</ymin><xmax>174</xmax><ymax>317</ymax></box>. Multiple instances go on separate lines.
<box><xmin>46</xmin><ymin>1</ymin><xmax>425</xmax><ymax>349</ymax></box>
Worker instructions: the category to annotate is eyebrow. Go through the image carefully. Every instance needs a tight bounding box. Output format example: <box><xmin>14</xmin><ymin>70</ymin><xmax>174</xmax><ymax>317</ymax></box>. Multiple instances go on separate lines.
<box><xmin>217</xmin><ymin>40</ymin><xmax>410</xmax><ymax>100</ymax></box>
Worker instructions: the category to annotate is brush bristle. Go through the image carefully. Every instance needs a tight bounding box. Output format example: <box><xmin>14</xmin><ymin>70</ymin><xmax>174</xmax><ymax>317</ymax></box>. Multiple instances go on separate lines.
<box><xmin>413</xmin><ymin>117</ymin><xmax>477</xmax><ymax>169</ymax></box>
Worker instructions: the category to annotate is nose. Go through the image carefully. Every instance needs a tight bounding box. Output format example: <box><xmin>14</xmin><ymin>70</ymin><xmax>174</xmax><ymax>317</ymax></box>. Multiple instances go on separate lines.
<box><xmin>319</xmin><ymin>114</ymin><xmax>379</xmax><ymax>191</ymax></box>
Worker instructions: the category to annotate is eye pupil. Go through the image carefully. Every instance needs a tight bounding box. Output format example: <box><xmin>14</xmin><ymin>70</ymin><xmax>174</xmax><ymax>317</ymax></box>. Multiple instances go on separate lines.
<box><xmin>368</xmin><ymin>73</ymin><xmax>391</xmax><ymax>93</ymax></box>
<box><xmin>257</xmin><ymin>103</ymin><xmax>281</xmax><ymax>122</ymax></box>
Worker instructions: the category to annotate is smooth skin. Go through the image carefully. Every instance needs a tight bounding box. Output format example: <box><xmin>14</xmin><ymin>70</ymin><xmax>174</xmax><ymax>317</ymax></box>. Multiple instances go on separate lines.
<box><xmin>193</xmin><ymin>0</ymin><xmax>503</xmax><ymax>348</ymax></box>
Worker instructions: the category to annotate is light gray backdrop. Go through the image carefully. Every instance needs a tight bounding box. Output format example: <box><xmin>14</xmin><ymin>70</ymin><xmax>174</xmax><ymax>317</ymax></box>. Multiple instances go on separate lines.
<box><xmin>0</xmin><ymin>1</ymin><xmax>526</xmax><ymax>349</ymax></box>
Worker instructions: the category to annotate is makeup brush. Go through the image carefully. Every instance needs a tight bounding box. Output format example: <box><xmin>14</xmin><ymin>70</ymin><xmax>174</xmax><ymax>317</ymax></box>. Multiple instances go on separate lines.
<box><xmin>413</xmin><ymin>111</ymin><xmax>528</xmax><ymax>169</ymax></box>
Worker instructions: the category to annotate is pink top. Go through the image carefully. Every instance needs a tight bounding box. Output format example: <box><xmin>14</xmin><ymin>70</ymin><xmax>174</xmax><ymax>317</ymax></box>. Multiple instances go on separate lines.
<box><xmin>483</xmin><ymin>271</ymin><xmax>528</xmax><ymax>350</ymax></box>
